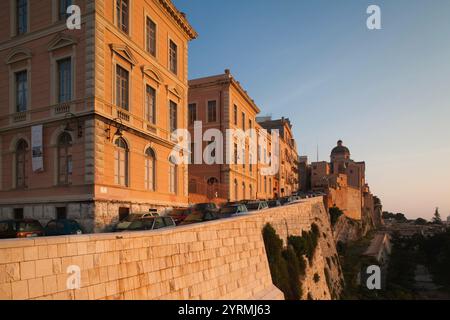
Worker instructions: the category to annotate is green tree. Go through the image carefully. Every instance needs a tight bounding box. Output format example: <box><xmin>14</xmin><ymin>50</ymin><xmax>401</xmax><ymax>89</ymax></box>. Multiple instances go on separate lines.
<box><xmin>414</xmin><ymin>218</ymin><xmax>427</xmax><ymax>225</ymax></box>
<box><xmin>432</xmin><ymin>207</ymin><xmax>442</xmax><ymax>224</ymax></box>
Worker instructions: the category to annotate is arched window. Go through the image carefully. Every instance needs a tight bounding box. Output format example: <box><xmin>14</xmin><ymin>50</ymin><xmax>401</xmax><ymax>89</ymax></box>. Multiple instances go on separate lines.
<box><xmin>249</xmin><ymin>184</ymin><xmax>253</xmax><ymax>199</ymax></box>
<box><xmin>15</xmin><ymin>139</ymin><xmax>28</xmax><ymax>188</ymax></box>
<box><xmin>206</xmin><ymin>177</ymin><xmax>219</xmax><ymax>199</ymax></box>
<box><xmin>234</xmin><ymin>179</ymin><xmax>238</xmax><ymax>201</ymax></box>
<box><xmin>269</xmin><ymin>178</ymin><xmax>272</xmax><ymax>195</ymax></box>
<box><xmin>57</xmin><ymin>132</ymin><xmax>73</xmax><ymax>185</ymax></box>
<box><xmin>114</xmin><ymin>138</ymin><xmax>129</xmax><ymax>186</ymax></box>
<box><xmin>242</xmin><ymin>182</ymin><xmax>246</xmax><ymax>200</ymax></box>
<box><xmin>169</xmin><ymin>156</ymin><xmax>177</xmax><ymax>194</ymax></box>
<box><xmin>144</xmin><ymin>147</ymin><xmax>156</xmax><ymax>191</ymax></box>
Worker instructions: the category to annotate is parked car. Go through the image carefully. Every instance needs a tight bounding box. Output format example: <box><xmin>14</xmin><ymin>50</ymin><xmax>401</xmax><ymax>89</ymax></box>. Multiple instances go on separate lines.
<box><xmin>115</xmin><ymin>216</ymin><xmax>176</xmax><ymax>232</ymax></box>
<box><xmin>279</xmin><ymin>196</ymin><xmax>294</xmax><ymax>205</ymax></box>
<box><xmin>267</xmin><ymin>200</ymin><xmax>282</xmax><ymax>208</ymax></box>
<box><xmin>191</xmin><ymin>203</ymin><xmax>219</xmax><ymax>214</ymax></box>
<box><xmin>168</xmin><ymin>208</ymin><xmax>194</xmax><ymax>225</ymax></box>
<box><xmin>0</xmin><ymin>219</ymin><xmax>44</xmax><ymax>239</ymax></box>
<box><xmin>179</xmin><ymin>211</ymin><xmax>220</xmax><ymax>226</ymax></box>
<box><xmin>245</xmin><ymin>201</ymin><xmax>269</xmax><ymax>212</ymax></box>
<box><xmin>44</xmin><ymin>219</ymin><xmax>83</xmax><ymax>236</ymax></box>
<box><xmin>119</xmin><ymin>213</ymin><xmax>156</xmax><ymax>223</ymax></box>
<box><xmin>218</xmin><ymin>204</ymin><xmax>248</xmax><ymax>218</ymax></box>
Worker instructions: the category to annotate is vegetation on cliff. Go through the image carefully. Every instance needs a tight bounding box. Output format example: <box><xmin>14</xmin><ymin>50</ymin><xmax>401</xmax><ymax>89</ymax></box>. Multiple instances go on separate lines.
<box><xmin>262</xmin><ymin>223</ymin><xmax>322</xmax><ymax>300</ymax></box>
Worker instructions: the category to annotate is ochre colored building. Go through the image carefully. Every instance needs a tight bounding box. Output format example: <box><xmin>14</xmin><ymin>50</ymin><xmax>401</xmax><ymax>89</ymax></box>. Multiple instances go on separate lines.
<box><xmin>257</xmin><ymin>117</ymin><xmax>299</xmax><ymax>198</ymax></box>
<box><xmin>0</xmin><ymin>0</ymin><xmax>197</xmax><ymax>232</ymax></box>
<box><xmin>187</xmin><ymin>70</ymin><xmax>298</xmax><ymax>202</ymax></box>
<box><xmin>306</xmin><ymin>140</ymin><xmax>377</xmax><ymax>221</ymax></box>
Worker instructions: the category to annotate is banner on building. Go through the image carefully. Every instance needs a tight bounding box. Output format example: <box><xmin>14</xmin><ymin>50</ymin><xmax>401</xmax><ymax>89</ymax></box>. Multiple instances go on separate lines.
<box><xmin>31</xmin><ymin>125</ymin><xmax>44</xmax><ymax>172</ymax></box>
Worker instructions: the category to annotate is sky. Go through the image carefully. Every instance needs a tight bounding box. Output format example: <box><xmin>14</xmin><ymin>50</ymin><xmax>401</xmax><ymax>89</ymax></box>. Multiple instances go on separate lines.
<box><xmin>173</xmin><ymin>0</ymin><xmax>450</xmax><ymax>220</ymax></box>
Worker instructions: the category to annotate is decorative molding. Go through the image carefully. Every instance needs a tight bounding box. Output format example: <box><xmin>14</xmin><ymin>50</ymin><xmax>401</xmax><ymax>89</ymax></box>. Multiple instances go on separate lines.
<box><xmin>110</xmin><ymin>44</ymin><xmax>138</xmax><ymax>66</ymax></box>
<box><xmin>167</xmin><ymin>85</ymin><xmax>183</xmax><ymax>99</ymax></box>
<box><xmin>157</xmin><ymin>0</ymin><xmax>198</xmax><ymax>40</ymax></box>
<box><xmin>142</xmin><ymin>64</ymin><xmax>164</xmax><ymax>85</ymax></box>
<box><xmin>47</xmin><ymin>33</ymin><xmax>78</xmax><ymax>51</ymax></box>
<box><xmin>5</xmin><ymin>48</ymin><xmax>32</xmax><ymax>65</ymax></box>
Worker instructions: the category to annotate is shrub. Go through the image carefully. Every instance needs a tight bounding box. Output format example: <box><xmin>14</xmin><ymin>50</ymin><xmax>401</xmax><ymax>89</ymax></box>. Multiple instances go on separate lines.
<box><xmin>329</xmin><ymin>206</ymin><xmax>344</xmax><ymax>226</ymax></box>
<box><xmin>282</xmin><ymin>246</ymin><xmax>302</xmax><ymax>300</ymax></box>
<box><xmin>262</xmin><ymin>223</ymin><xmax>302</xmax><ymax>300</ymax></box>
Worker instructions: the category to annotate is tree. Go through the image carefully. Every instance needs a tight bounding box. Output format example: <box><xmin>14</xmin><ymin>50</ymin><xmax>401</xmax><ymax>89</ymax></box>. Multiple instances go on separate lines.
<box><xmin>432</xmin><ymin>207</ymin><xmax>442</xmax><ymax>225</ymax></box>
<box><xmin>414</xmin><ymin>218</ymin><xmax>427</xmax><ymax>225</ymax></box>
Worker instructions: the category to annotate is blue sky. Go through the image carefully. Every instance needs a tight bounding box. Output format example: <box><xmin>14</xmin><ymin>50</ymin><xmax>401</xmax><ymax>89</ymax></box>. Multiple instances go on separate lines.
<box><xmin>173</xmin><ymin>0</ymin><xmax>450</xmax><ymax>219</ymax></box>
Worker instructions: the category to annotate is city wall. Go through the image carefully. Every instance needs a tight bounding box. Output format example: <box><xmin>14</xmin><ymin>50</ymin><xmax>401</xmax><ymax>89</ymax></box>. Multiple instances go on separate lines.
<box><xmin>0</xmin><ymin>198</ymin><xmax>341</xmax><ymax>300</ymax></box>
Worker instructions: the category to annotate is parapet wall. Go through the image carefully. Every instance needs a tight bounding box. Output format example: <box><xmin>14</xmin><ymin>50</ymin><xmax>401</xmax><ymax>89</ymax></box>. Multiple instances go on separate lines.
<box><xmin>0</xmin><ymin>198</ymin><xmax>341</xmax><ymax>300</ymax></box>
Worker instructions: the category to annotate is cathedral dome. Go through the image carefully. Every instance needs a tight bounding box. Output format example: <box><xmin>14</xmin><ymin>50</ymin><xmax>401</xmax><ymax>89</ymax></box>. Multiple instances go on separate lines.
<box><xmin>331</xmin><ymin>140</ymin><xmax>350</xmax><ymax>156</ymax></box>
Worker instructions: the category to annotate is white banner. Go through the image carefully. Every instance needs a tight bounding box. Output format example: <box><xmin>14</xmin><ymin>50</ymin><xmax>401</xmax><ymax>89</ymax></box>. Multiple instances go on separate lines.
<box><xmin>31</xmin><ymin>125</ymin><xmax>44</xmax><ymax>172</ymax></box>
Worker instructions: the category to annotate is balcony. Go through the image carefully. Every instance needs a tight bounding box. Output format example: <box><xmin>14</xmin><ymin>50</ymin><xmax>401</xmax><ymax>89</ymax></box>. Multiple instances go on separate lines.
<box><xmin>12</xmin><ymin>112</ymin><xmax>27</xmax><ymax>123</ymax></box>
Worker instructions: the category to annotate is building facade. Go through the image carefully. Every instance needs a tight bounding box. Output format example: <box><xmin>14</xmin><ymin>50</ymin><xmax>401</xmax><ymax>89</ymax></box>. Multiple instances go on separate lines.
<box><xmin>302</xmin><ymin>140</ymin><xmax>378</xmax><ymax>221</ymax></box>
<box><xmin>187</xmin><ymin>70</ymin><xmax>299</xmax><ymax>202</ymax></box>
<box><xmin>257</xmin><ymin>117</ymin><xmax>299</xmax><ymax>198</ymax></box>
<box><xmin>0</xmin><ymin>0</ymin><xmax>197</xmax><ymax>232</ymax></box>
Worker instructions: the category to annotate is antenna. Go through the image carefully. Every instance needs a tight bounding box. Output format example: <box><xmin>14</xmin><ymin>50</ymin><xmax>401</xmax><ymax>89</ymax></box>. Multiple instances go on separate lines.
<box><xmin>316</xmin><ymin>144</ymin><xmax>319</xmax><ymax>162</ymax></box>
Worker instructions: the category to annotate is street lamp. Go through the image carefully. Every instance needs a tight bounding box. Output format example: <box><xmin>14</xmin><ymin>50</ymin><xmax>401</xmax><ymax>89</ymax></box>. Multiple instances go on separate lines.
<box><xmin>105</xmin><ymin>117</ymin><xmax>125</xmax><ymax>141</ymax></box>
<box><xmin>63</xmin><ymin>112</ymin><xmax>83</xmax><ymax>138</ymax></box>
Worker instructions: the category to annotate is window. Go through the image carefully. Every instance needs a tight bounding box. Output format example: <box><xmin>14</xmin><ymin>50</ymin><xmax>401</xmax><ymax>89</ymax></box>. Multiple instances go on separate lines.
<box><xmin>169</xmin><ymin>156</ymin><xmax>177</xmax><ymax>194</ymax></box>
<box><xmin>249</xmin><ymin>154</ymin><xmax>253</xmax><ymax>173</ymax></box>
<box><xmin>207</xmin><ymin>101</ymin><xmax>217</xmax><ymax>123</ymax></box>
<box><xmin>16</xmin><ymin>0</ymin><xmax>28</xmax><ymax>35</ymax></box>
<box><xmin>15</xmin><ymin>139</ymin><xmax>28</xmax><ymax>188</ymax></box>
<box><xmin>249</xmin><ymin>119</ymin><xmax>252</xmax><ymax>129</ymax></box>
<box><xmin>269</xmin><ymin>178</ymin><xmax>272</xmax><ymax>193</ymax></box>
<box><xmin>116</xmin><ymin>65</ymin><xmax>129</xmax><ymax>110</ymax></box>
<box><xmin>169</xmin><ymin>40</ymin><xmax>177</xmax><ymax>74</ymax></box>
<box><xmin>233</xmin><ymin>105</ymin><xmax>238</xmax><ymax>125</ymax></box>
<box><xmin>234</xmin><ymin>179</ymin><xmax>238</xmax><ymax>201</ymax></box>
<box><xmin>242</xmin><ymin>112</ymin><xmax>245</xmax><ymax>130</ymax></box>
<box><xmin>208</xmin><ymin>139</ymin><xmax>216</xmax><ymax>158</ymax></box>
<box><xmin>234</xmin><ymin>143</ymin><xmax>238</xmax><ymax>164</ymax></box>
<box><xmin>57</xmin><ymin>58</ymin><xmax>72</xmax><ymax>103</ymax></box>
<box><xmin>145</xmin><ymin>85</ymin><xmax>156</xmax><ymax>124</ymax></box>
<box><xmin>14</xmin><ymin>208</ymin><xmax>24</xmax><ymax>220</ymax></box>
<box><xmin>57</xmin><ymin>132</ymin><xmax>73</xmax><ymax>185</ymax></box>
<box><xmin>15</xmin><ymin>71</ymin><xmax>27</xmax><ymax>112</ymax></box>
<box><xmin>190</xmin><ymin>142</ymin><xmax>195</xmax><ymax>164</ymax></box>
<box><xmin>59</xmin><ymin>0</ymin><xmax>72</xmax><ymax>20</ymax></box>
<box><xmin>116</xmin><ymin>0</ymin><xmax>129</xmax><ymax>34</ymax></box>
<box><xmin>242</xmin><ymin>183</ymin><xmax>246</xmax><ymax>199</ymax></box>
<box><xmin>249</xmin><ymin>185</ymin><xmax>253</xmax><ymax>199</ymax></box>
<box><xmin>146</xmin><ymin>17</ymin><xmax>156</xmax><ymax>56</ymax></box>
<box><xmin>264</xmin><ymin>177</ymin><xmax>267</xmax><ymax>193</ymax></box>
<box><xmin>169</xmin><ymin>100</ymin><xmax>177</xmax><ymax>134</ymax></box>
<box><xmin>145</xmin><ymin>148</ymin><xmax>156</xmax><ymax>191</ymax></box>
<box><xmin>114</xmin><ymin>138</ymin><xmax>129</xmax><ymax>186</ymax></box>
<box><xmin>56</xmin><ymin>207</ymin><xmax>67</xmax><ymax>220</ymax></box>
<box><xmin>242</xmin><ymin>148</ymin><xmax>245</xmax><ymax>169</ymax></box>
<box><xmin>188</xmin><ymin>103</ymin><xmax>197</xmax><ymax>125</ymax></box>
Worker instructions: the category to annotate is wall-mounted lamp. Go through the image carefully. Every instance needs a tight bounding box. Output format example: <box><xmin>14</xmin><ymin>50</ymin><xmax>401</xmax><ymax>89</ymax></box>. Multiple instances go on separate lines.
<box><xmin>64</xmin><ymin>112</ymin><xmax>83</xmax><ymax>138</ymax></box>
<box><xmin>105</xmin><ymin>117</ymin><xmax>125</xmax><ymax>141</ymax></box>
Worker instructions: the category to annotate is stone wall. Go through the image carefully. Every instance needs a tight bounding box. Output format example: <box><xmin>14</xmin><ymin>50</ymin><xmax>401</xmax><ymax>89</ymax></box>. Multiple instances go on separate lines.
<box><xmin>328</xmin><ymin>186</ymin><xmax>362</xmax><ymax>220</ymax></box>
<box><xmin>0</xmin><ymin>198</ymin><xmax>341</xmax><ymax>300</ymax></box>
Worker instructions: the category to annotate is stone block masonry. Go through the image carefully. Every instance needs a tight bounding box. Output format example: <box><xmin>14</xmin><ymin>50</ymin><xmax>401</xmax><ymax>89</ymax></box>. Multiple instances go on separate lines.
<box><xmin>0</xmin><ymin>198</ymin><xmax>341</xmax><ymax>300</ymax></box>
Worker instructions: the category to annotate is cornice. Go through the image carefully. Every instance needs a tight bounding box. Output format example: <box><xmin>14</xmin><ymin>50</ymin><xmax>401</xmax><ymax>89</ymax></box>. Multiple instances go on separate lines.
<box><xmin>158</xmin><ymin>0</ymin><xmax>198</xmax><ymax>40</ymax></box>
